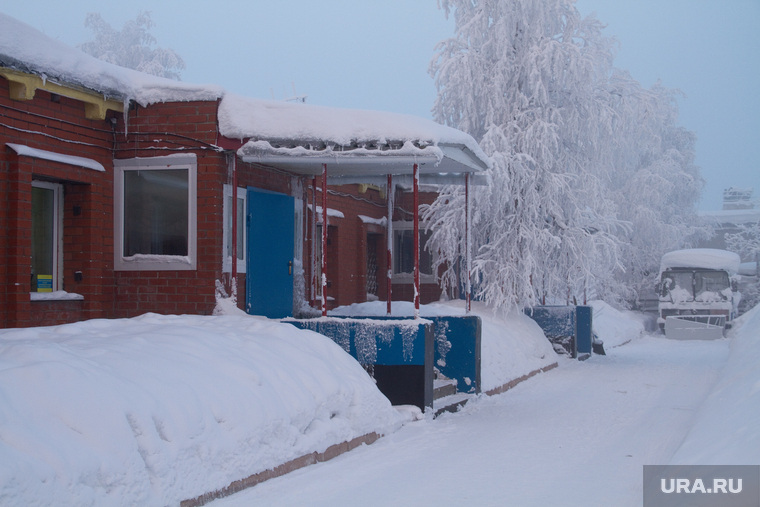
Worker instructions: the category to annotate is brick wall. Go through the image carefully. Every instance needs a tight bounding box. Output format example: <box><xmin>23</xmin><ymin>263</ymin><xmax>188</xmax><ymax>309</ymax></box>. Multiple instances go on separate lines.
<box><xmin>2</xmin><ymin>75</ymin><xmax>446</xmax><ymax>328</ymax></box>
<box><xmin>111</xmin><ymin>102</ymin><xmax>226</xmax><ymax>318</ymax></box>
<box><xmin>1</xmin><ymin>81</ymin><xmax>115</xmax><ymax>327</ymax></box>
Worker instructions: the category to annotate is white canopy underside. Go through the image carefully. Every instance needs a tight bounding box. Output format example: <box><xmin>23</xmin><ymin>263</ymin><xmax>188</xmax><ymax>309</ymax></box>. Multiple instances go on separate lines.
<box><xmin>238</xmin><ymin>143</ymin><xmax>489</xmax><ymax>186</ymax></box>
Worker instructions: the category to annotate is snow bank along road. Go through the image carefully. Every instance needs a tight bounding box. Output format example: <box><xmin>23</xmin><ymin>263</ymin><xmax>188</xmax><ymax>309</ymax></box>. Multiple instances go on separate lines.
<box><xmin>213</xmin><ymin>335</ymin><xmax>731</xmax><ymax>506</ymax></box>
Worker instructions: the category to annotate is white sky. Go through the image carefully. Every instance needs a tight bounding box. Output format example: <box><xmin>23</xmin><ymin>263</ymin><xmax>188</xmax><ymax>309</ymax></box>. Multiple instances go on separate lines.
<box><xmin>2</xmin><ymin>0</ymin><xmax>758</xmax><ymax>211</ymax></box>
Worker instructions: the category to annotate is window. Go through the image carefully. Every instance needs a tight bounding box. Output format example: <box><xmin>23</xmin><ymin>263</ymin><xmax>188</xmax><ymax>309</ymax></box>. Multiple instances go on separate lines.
<box><xmin>31</xmin><ymin>181</ymin><xmax>62</xmax><ymax>292</ymax></box>
<box><xmin>392</xmin><ymin>222</ymin><xmax>434</xmax><ymax>282</ymax></box>
<box><xmin>696</xmin><ymin>271</ymin><xmax>729</xmax><ymax>295</ymax></box>
<box><xmin>114</xmin><ymin>155</ymin><xmax>197</xmax><ymax>270</ymax></box>
<box><xmin>223</xmin><ymin>185</ymin><xmax>246</xmax><ymax>273</ymax></box>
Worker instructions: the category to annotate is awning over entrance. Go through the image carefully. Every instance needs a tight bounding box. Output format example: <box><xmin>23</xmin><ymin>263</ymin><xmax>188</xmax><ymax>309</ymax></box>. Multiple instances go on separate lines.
<box><xmin>218</xmin><ymin>95</ymin><xmax>492</xmax><ymax>318</ymax></box>
<box><xmin>237</xmin><ymin>141</ymin><xmax>489</xmax><ymax>186</ymax></box>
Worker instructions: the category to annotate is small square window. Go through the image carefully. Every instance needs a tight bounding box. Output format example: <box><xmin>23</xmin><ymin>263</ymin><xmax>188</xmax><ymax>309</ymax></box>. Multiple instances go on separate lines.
<box><xmin>114</xmin><ymin>155</ymin><xmax>197</xmax><ymax>271</ymax></box>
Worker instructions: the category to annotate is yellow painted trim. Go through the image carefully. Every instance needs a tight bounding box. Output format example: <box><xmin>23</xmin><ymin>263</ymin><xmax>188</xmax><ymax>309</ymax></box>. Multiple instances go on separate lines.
<box><xmin>0</xmin><ymin>69</ymin><xmax>42</xmax><ymax>100</ymax></box>
<box><xmin>359</xmin><ymin>183</ymin><xmax>384</xmax><ymax>197</ymax></box>
<box><xmin>0</xmin><ymin>67</ymin><xmax>123</xmax><ymax>120</ymax></box>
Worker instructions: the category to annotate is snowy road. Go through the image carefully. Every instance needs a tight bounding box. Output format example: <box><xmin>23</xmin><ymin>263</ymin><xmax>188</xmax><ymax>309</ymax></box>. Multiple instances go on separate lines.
<box><xmin>212</xmin><ymin>335</ymin><xmax>730</xmax><ymax>506</ymax></box>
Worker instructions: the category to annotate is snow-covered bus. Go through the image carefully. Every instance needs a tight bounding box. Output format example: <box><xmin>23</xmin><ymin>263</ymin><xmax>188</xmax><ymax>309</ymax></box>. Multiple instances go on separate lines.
<box><xmin>657</xmin><ymin>249</ymin><xmax>741</xmax><ymax>339</ymax></box>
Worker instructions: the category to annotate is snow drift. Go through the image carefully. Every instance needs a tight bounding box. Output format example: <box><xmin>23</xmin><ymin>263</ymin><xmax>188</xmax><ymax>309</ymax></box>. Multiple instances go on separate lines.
<box><xmin>670</xmin><ymin>302</ymin><xmax>760</xmax><ymax>464</ymax></box>
<box><xmin>0</xmin><ymin>314</ymin><xmax>403</xmax><ymax>506</ymax></box>
<box><xmin>589</xmin><ymin>300</ymin><xmax>646</xmax><ymax>348</ymax></box>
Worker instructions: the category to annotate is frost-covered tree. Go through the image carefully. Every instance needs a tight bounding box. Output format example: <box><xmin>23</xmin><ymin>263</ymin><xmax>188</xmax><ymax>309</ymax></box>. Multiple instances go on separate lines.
<box><xmin>725</xmin><ymin>219</ymin><xmax>760</xmax><ymax>263</ymax></box>
<box><xmin>426</xmin><ymin>0</ymin><xmax>624</xmax><ymax>310</ymax></box>
<box><xmin>425</xmin><ymin>0</ymin><xmax>702</xmax><ymax>311</ymax></box>
<box><xmin>599</xmin><ymin>73</ymin><xmax>705</xmax><ymax>305</ymax></box>
<box><xmin>79</xmin><ymin>12</ymin><xmax>185</xmax><ymax>80</ymax></box>
<box><xmin>724</xmin><ymin>217</ymin><xmax>760</xmax><ymax>312</ymax></box>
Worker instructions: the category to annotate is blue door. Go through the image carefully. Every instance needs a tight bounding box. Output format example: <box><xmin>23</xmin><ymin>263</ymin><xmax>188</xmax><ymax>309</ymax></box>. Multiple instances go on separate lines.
<box><xmin>246</xmin><ymin>188</ymin><xmax>294</xmax><ymax>318</ymax></box>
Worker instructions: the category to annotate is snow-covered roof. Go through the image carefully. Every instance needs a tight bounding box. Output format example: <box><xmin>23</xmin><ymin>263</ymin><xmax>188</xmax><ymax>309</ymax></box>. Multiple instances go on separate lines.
<box><xmin>219</xmin><ymin>94</ymin><xmax>491</xmax><ymax>182</ymax></box>
<box><xmin>660</xmin><ymin>248</ymin><xmax>741</xmax><ymax>275</ymax></box>
<box><xmin>0</xmin><ymin>13</ymin><xmax>223</xmax><ymax>106</ymax></box>
<box><xmin>698</xmin><ymin>208</ymin><xmax>760</xmax><ymax>226</ymax></box>
<box><xmin>1</xmin><ymin>13</ymin><xmax>490</xmax><ymax>183</ymax></box>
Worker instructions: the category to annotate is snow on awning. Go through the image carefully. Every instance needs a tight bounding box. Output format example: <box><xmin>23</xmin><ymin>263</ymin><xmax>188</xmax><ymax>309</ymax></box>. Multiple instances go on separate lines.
<box><xmin>237</xmin><ymin>140</ymin><xmax>489</xmax><ymax>186</ymax></box>
<box><xmin>218</xmin><ymin>94</ymin><xmax>491</xmax><ymax>186</ymax></box>
<box><xmin>7</xmin><ymin>143</ymin><xmax>105</xmax><ymax>172</ymax></box>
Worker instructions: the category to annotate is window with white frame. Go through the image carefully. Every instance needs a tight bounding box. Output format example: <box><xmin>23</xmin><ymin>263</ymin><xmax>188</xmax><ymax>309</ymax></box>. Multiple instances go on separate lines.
<box><xmin>223</xmin><ymin>185</ymin><xmax>246</xmax><ymax>273</ymax></box>
<box><xmin>392</xmin><ymin>221</ymin><xmax>434</xmax><ymax>282</ymax></box>
<box><xmin>114</xmin><ymin>155</ymin><xmax>197</xmax><ymax>271</ymax></box>
<box><xmin>31</xmin><ymin>180</ymin><xmax>63</xmax><ymax>292</ymax></box>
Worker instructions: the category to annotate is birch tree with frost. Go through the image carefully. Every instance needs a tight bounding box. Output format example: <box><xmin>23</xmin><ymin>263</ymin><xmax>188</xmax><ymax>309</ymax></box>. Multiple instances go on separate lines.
<box><xmin>425</xmin><ymin>0</ymin><xmax>702</xmax><ymax>310</ymax></box>
<box><xmin>79</xmin><ymin>12</ymin><xmax>185</xmax><ymax>80</ymax></box>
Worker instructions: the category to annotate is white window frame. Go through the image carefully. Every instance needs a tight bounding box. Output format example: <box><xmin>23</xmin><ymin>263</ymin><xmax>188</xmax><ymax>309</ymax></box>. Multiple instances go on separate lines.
<box><xmin>391</xmin><ymin>220</ymin><xmax>436</xmax><ymax>284</ymax></box>
<box><xmin>223</xmin><ymin>185</ymin><xmax>246</xmax><ymax>273</ymax></box>
<box><xmin>114</xmin><ymin>155</ymin><xmax>197</xmax><ymax>271</ymax></box>
<box><xmin>31</xmin><ymin>180</ymin><xmax>63</xmax><ymax>292</ymax></box>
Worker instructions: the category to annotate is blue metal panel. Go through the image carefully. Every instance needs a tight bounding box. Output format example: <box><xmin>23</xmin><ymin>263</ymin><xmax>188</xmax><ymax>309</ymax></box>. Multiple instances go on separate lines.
<box><xmin>526</xmin><ymin>306</ymin><xmax>577</xmax><ymax>357</ymax></box>
<box><xmin>286</xmin><ymin>318</ymin><xmax>434</xmax><ymax>409</ymax></box>
<box><xmin>246</xmin><ymin>188</ymin><xmax>294</xmax><ymax>318</ymax></box>
<box><xmin>287</xmin><ymin>318</ymin><xmax>429</xmax><ymax>365</ymax></box>
<box><xmin>432</xmin><ymin>316</ymin><xmax>482</xmax><ymax>394</ymax></box>
<box><xmin>525</xmin><ymin>305</ymin><xmax>594</xmax><ymax>359</ymax></box>
<box><xmin>575</xmin><ymin>306</ymin><xmax>593</xmax><ymax>355</ymax></box>
<box><xmin>288</xmin><ymin>314</ymin><xmax>482</xmax><ymax>392</ymax></box>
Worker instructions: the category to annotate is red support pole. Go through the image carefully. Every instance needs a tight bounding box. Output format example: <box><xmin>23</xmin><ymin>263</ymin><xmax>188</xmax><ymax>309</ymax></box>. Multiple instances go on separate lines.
<box><xmin>302</xmin><ymin>181</ymin><xmax>308</xmax><ymax>306</ymax></box>
<box><xmin>386</xmin><ymin>174</ymin><xmax>393</xmax><ymax>316</ymax></box>
<box><xmin>465</xmin><ymin>172</ymin><xmax>471</xmax><ymax>314</ymax></box>
<box><xmin>413</xmin><ymin>163</ymin><xmax>420</xmax><ymax>319</ymax></box>
<box><xmin>311</xmin><ymin>175</ymin><xmax>318</xmax><ymax>308</ymax></box>
<box><xmin>321</xmin><ymin>164</ymin><xmax>328</xmax><ymax>317</ymax></box>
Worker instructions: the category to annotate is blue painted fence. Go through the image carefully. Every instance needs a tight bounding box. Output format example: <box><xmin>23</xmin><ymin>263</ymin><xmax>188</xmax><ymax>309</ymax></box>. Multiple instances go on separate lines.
<box><xmin>525</xmin><ymin>306</ymin><xmax>593</xmax><ymax>359</ymax></box>
<box><xmin>430</xmin><ymin>315</ymin><xmax>481</xmax><ymax>394</ymax></box>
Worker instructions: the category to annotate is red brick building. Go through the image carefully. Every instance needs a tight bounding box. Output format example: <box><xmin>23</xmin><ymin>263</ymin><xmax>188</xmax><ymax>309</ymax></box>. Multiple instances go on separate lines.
<box><xmin>0</xmin><ymin>14</ymin><xmax>488</xmax><ymax>328</ymax></box>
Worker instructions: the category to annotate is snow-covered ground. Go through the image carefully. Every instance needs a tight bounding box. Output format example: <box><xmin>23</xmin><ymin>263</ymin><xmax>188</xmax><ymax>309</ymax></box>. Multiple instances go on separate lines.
<box><xmin>1</xmin><ymin>300</ymin><xmax>757</xmax><ymax>506</ymax></box>
<box><xmin>0</xmin><ymin>310</ymin><xmax>403</xmax><ymax>506</ymax></box>
<box><xmin>210</xmin><ymin>303</ymin><xmax>759</xmax><ymax>506</ymax></box>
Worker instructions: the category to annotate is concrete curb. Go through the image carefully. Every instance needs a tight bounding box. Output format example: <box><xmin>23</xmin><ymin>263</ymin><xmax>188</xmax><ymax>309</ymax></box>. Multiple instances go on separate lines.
<box><xmin>484</xmin><ymin>362</ymin><xmax>559</xmax><ymax>397</ymax></box>
<box><xmin>180</xmin><ymin>432</ymin><xmax>380</xmax><ymax>507</ymax></box>
<box><xmin>182</xmin><ymin>362</ymin><xmax>559</xmax><ymax>505</ymax></box>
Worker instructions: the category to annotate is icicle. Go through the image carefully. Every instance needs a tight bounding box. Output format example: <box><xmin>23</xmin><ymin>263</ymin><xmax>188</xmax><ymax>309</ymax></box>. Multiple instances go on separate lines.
<box><xmin>122</xmin><ymin>99</ymin><xmax>130</xmax><ymax>137</ymax></box>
